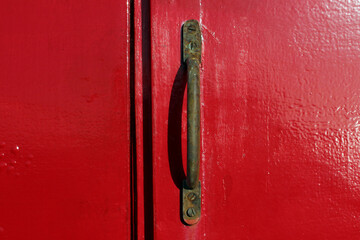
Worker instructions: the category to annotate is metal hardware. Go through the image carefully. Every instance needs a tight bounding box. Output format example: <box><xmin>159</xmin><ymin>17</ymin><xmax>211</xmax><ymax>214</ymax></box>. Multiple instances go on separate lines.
<box><xmin>187</xmin><ymin>208</ymin><xmax>196</xmax><ymax>218</ymax></box>
<box><xmin>181</xmin><ymin>19</ymin><xmax>202</xmax><ymax>225</ymax></box>
<box><xmin>182</xmin><ymin>181</ymin><xmax>201</xmax><ymax>225</ymax></box>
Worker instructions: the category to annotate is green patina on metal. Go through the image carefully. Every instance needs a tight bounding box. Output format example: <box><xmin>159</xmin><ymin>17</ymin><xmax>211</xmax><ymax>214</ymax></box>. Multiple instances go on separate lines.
<box><xmin>182</xmin><ymin>19</ymin><xmax>202</xmax><ymax>226</ymax></box>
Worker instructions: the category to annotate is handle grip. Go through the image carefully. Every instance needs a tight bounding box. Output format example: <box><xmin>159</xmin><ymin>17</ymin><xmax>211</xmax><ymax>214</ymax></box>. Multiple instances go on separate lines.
<box><xmin>186</xmin><ymin>57</ymin><xmax>200</xmax><ymax>189</ymax></box>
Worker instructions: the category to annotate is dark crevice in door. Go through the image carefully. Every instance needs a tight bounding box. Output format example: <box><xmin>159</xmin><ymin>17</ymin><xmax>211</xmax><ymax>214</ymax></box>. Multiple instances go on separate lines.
<box><xmin>129</xmin><ymin>0</ymin><xmax>137</xmax><ymax>239</ymax></box>
<box><xmin>141</xmin><ymin>0</ymin><xmax>154</xmax><ymax>238</ymax></box>
<box><xmin>130</xmin><ymin>0</ymin><xmax>153</xmax><ymax>238</ymax></box>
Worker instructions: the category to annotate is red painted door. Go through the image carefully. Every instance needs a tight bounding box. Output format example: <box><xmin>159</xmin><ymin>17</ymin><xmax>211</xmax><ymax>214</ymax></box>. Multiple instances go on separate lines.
<box><xmin>0</xmin><ymin>1</ymin><xmax>131</xmax><ymax>239</ymax></box>
<box><xmin>135</xmin><ymin>0</ymin><xmax>360</xmax><ymax>239</ymax></box>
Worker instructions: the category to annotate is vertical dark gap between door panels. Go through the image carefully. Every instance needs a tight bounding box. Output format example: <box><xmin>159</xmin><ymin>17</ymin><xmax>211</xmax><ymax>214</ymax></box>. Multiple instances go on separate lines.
<box><xmin>129</xmin><ymin>0</ymin><xmax>137</xmax><ymax>239</ymax></box>
<box><xmin>141</xmin><ymin>0</ymin><xmax>154</xmax><ymax>238</ymax></box>
<box><xmin>130</xmin><ymin>0</ymin><xmax>153</xmax><ymax>238</ymax></box>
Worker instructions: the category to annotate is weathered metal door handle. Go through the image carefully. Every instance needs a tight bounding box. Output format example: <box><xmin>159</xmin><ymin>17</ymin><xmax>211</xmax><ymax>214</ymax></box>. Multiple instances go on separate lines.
<box><xmin>182</xmin><ymin>20</ymin><xmax>202</xmax><ymax>225</ymax></box>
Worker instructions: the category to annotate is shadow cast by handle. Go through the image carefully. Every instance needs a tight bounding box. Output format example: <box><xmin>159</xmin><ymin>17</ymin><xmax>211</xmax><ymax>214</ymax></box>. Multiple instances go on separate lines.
<box><xmin>168</xmin><ymin>64</ymin><xmax>187</xmax><ymax>190</ymax></box>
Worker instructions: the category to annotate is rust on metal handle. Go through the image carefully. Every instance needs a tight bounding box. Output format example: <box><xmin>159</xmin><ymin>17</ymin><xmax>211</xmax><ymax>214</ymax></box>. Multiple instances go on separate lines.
<box><xmin>182</xmin><ymin>19</ymin><xmax>202</xmax><ymax>225</ymax></box>
<box><xmin>184</xmin><ymin>20</ymin><xmax>201</xmax><ymax>190</ymax></box>
<box><xmin>187</xmin><ymin>57</ymin><xmax>200</xmax><ymax>189</ymax></box>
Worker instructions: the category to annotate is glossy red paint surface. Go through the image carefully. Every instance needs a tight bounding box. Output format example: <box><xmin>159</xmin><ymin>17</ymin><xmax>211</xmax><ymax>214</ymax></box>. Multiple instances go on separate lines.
<box><xmin>0</xmin><ymin>1</ymin><xmax>131</xmax><ymax>239</ymax></box>
<box><xmin>135</xmin><ymin>0</ymin><xmax>360</xmax><ymax>239</ymax></box>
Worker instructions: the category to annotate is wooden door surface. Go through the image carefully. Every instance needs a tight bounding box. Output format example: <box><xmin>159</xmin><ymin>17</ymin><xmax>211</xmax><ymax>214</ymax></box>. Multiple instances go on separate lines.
<box><xmin>0</xmin><ymin>1</ymin><xmax>131</xmax><ymax>239</ymax></box>
<box><xmin>134</xmin><ymin>0</ymin><xmax>360</xmax><ymax>239</ymax></box>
